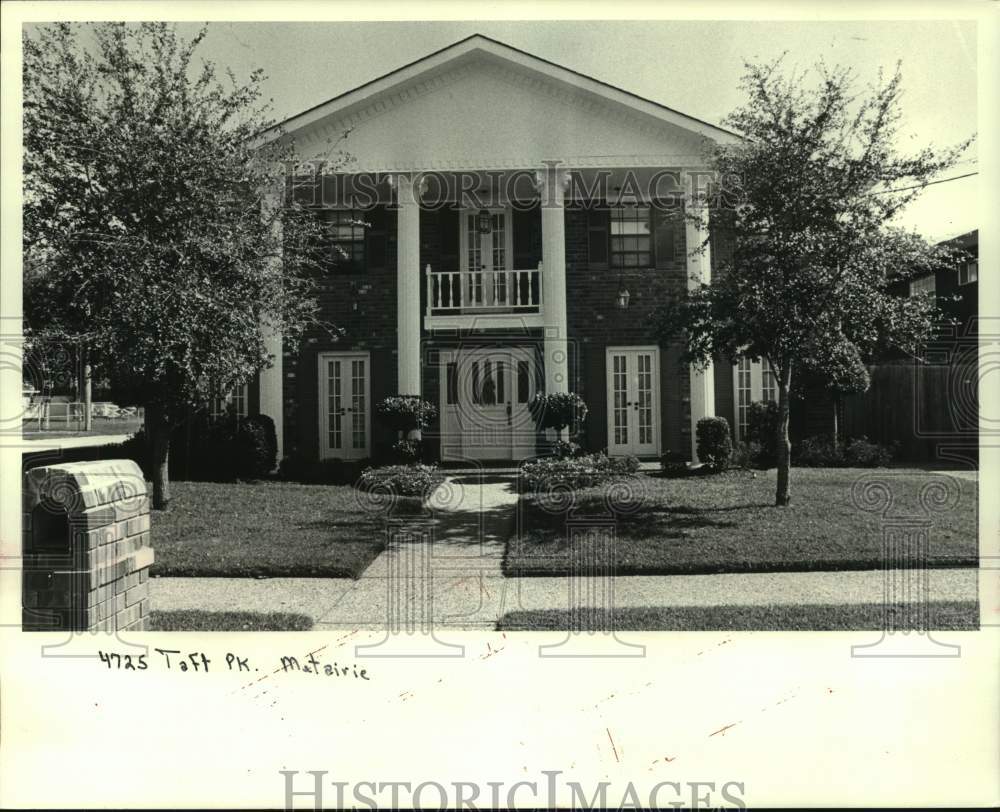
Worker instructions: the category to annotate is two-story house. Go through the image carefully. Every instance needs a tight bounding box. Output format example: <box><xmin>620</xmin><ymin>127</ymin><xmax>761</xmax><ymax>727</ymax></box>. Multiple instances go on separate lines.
<box><xmin>250</xmin><ymin>34</ymin><xmax>747</xmax><ymax>465</ymax></box>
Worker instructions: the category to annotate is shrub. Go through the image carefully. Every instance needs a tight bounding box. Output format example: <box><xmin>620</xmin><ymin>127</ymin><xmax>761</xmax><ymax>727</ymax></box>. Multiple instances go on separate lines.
<box><xmin>793</xmin><ymin>435</ymin><xmax>895</xmax><ymax>468</ymax></box>
<box><xmin>277</xmin><ymin>456</ymin><xmax>369</xmax><ymax>485</ymax></box>
<box><xmin>747</xmin><ymin>400</ymin><xmax>779</xmax><ymax>468</ymax></box>
<box><xmin>389</xmin><ymin>438</ymin><xmax>423</xmax><ymax>463</ymax></box>
<box><xmin>529</xmin><ymin>392</ymin><xmax>588</xmax><ymax>433</ymax></box>
<box><xmin>233</xmin><ymin>414</ymin><xmax>277</xmax><ymax>479</ymax></box>
<box><xmin>357</xmin><ymin>464</ymin><xmax>445</xmax><ymax>498</ymax></box>
<box><xmin>794</xmin><ymin>434</ymin><xmax>844</xmax><ymax>467</ymax></box>
<box><xmin>549</xmin><ymin>439</ymin><xmax>583</xmax><ymax>460</ymax></box>
<box><xmin>695</xmin><ymin>416</ymin><xmax>733</xmax><ymax>472</ymax></box>
<box><xmin>374</xmin><ymin>395</ymin><xmax>437</xmax><ymax>433</ymax></box>
<box><xmin>519</xmin><ymin>452</ymin><xmax>639</xmax><ymax>491</ymax></box>
<box><xmin>844</xmin><ymin>436</ymin><xmax>895</xmax><ymax>467</ymax></box>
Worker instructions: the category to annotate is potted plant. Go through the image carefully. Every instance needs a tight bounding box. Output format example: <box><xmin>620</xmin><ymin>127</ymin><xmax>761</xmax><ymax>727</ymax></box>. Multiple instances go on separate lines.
<box><xmin>529</xmin><ymin>392</ymin><xmax>588</xmax><ymax>457</ymax></box>
<box><xmin>374</xmin><ymin>395</ymin><xmax>437</xmax><ymax>433</ymax></box>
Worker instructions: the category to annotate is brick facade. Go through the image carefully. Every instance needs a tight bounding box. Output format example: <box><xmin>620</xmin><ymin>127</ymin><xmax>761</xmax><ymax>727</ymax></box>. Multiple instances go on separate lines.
<box><xmin>281</xmin><ymin>208</ymin><xmax>400</xmax><ymax>462</ymax></box>
<box><xmin>280</xmin><ymin>199</ymin><xmax>740</xmax><ymax>463</ymax></box>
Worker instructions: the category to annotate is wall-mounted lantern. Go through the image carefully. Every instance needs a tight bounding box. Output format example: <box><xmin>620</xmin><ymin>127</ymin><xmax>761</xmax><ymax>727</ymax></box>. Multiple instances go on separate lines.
<box><xmin>477</xmin><ymin>209</ymin><xmax>493</xmax><ymax>235</ymax></box>
<box><xmin>616</xmin><ymin>275</ymin><xmax>631</xmax><ymax>310</ymax></box>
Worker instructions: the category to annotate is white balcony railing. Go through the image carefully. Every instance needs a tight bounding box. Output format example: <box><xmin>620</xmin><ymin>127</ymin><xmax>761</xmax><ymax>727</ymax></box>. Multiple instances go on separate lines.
<box><xmin>425</xmin><ymin>263</ymin><xmax>542</xmax><ymax>317</ymax></box>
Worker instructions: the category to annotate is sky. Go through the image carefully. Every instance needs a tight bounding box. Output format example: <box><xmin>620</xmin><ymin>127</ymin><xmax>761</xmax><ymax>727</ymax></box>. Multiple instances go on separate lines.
<box><xmin>86</xmin><ymin>19</ymin><xmax>985</xmax><ymax>242</ymax></box>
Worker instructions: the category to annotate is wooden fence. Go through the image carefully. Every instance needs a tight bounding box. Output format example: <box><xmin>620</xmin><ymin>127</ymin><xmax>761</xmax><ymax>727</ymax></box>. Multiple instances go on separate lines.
<box><xmin>841</xmin><ymin>360</ymin><xmax>978</xmax><ymax>464</ymax></box>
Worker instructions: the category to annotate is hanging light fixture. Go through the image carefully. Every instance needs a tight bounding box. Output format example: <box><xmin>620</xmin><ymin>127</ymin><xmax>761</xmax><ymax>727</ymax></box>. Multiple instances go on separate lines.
<box><xmin>477</xmin><ymin>208</ymin><xmax>493</xmax><ymax>235</ymax></box>
<box><xmin>616</xmin><ymin>274</ymin><xmax>631</xmax><ymax>310</ymax></box>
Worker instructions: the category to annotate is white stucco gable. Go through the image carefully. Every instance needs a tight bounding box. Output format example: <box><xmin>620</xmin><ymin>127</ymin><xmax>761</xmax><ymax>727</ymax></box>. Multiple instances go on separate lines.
<box><xmin>263</xmin><ymin>35</ymin><xmax>740</xmax><ymax>172</ymax></box>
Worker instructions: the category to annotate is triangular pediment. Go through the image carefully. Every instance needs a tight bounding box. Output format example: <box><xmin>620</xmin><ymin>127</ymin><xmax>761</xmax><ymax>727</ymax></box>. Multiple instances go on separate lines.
<box><xmin>266</xmin><ymin>35</ymin><xmax>739</xmax><ymax>172</ymax></box>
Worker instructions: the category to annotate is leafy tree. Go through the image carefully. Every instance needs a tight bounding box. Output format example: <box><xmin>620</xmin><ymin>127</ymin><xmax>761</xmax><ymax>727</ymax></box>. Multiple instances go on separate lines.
<box><xmin>23</xmin><ymin>22</ymin><xmax>339</xmax><ymax>508</ymax></box>
<box><xmin>655</xmin><ymin>58</ymin><xmax>972</xmax><ymax>505</ymax></box>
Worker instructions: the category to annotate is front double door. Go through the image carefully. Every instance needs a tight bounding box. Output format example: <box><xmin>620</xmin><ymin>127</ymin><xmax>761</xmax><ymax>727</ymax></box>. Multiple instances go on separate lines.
<box><xmin>441</xmin><ymin>347</ymin><xmax>538</xmax><ymax>461</ymax></box>
<box><xmin>606</xmin><ymin>346</ymin><xmax>660</xmax><ymax>457</ymax></box>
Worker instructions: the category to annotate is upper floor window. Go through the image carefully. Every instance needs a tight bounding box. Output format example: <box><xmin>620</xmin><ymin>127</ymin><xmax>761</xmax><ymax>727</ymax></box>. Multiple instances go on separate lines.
<box><xmin>610</xmin><ymin>205</ymin><xmax>652</xmax><ymax>268</ymax></box>
<box><xmin>587</xmin><ymin>202</ymin><xmax>677</xmax><ymax>271</ymax></box>
<box><xmin>318</xmin><ymin>208</ymin><xmax>366</xmax><ymax>274</ymax></box>
<box><xmin>958</xmin><ymin>260</ymin><xmax>978</xmax><ymax>286</ymax></box>
<box><xmin>909</xmin><ymin>274</ymin><xmax>936</xmax><ymax>298</ymax></box>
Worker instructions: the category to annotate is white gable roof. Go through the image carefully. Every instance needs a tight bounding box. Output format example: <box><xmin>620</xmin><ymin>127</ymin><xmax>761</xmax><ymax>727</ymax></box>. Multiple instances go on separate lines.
<box><xmin>262</xmin><ymin>34</ymin><xmax>740</xmax><ymax>172</ymax></box>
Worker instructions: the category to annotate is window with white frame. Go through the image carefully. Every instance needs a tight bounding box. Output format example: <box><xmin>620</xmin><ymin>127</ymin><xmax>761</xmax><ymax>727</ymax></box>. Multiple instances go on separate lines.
<box><xmin>318</xmin><ymin>208</ymin><xmax>366</xmax><ymax>273</ymax></box>
<box><xmin>210</xmin><ymin>384</ymin><xmax>248</xmax><ymax>420</ymax></box>
<box><xmin>609</xmin><ymin>205</ymin><xmax>652</xmax><ymax>268</ymax></box>
<box><xmin>958</xmin><ymin>260</ymin><xmax>978</xmax><ymax>286</ymax></box>
<box><xmin>909</xmin><ymin>274</ymin><xmax>936</xmax><ymax>297</ymax></box>
<box><xmin>733</xmin><ymin>358</ymin><xmax>778</xmax><ymax>442</ymax></box>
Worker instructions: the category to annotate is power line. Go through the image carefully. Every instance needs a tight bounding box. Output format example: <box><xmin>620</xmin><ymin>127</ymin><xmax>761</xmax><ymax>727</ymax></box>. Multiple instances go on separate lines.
<box><xmin>871</xmin><ymin>171</ymin><xmax>978</xmax><ymax>195</ymax></box>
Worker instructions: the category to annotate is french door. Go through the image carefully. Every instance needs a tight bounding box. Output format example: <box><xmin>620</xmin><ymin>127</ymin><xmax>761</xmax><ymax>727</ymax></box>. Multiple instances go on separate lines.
<box><xmin>459</xmin><ymin>208</ymin><xmax>513</xmax><ymax>309</ymax></box>
<box><xmin>318</xmin><ymin>352</ymin><xmax>371</xmax><ymax>460</ymax></box>
<box><xmin>606</xmin><ymin>346</ymin><xmax>661</xmax><ymax>457</ymax></box>
<box><xmin>440</xmin><ymin>347</ymin><xmax>538</xmax><ymax>461</ymax></box>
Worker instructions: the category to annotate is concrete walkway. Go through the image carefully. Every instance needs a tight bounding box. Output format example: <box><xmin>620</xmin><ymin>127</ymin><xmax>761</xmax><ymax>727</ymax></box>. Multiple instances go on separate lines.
<box><xmin>150</xmin><ymin>472</ymin><xmax>980</xmax><ymax>630</ymax></box>
<box><xmin>151</xmin><ymin>568</ymin><xmax>979</xmax><ymax>630</ymax></box>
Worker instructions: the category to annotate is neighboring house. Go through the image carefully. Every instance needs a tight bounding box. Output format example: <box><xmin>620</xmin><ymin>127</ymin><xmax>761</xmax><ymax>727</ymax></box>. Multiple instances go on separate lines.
<box><xmin>251</xmin><ymin>34</ymin><xmax>749</xmax><ymax>464</ymax></box>
<box><xmin>907</xmin><ymin>229</ymin><xmax>979</xmax><ymax>335</ymax></box>
<box><xmin>805</xmin><ymin>230</ymin><xmax>980</xmax><ymax>463</ymax></box>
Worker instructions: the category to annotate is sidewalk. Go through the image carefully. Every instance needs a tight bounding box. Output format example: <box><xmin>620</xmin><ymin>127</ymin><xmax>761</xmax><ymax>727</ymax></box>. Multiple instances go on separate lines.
<box><xmin>152</xmin><ymin>566</ymin><xmax>978</xmax><ymax>629</ymax></box>
<box><xmin>150</xmin><ymin>472</ymin><xmax>980</xmax><ymax>630</ymax></box>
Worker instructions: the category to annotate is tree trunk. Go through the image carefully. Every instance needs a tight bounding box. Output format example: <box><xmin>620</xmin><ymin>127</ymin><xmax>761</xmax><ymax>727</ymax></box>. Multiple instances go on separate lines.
<box><xmin>82</xmin><ymin>350</ymin><xmax>93</xmax><ymax>432</ymax></box>
<box><xmin>775</xmin><ymin>365</ymin><xmax>793</xmax><ymax>507</ymax></box>
<box><xmin>146</xmin><ymin>403</ymin><xmax>171</xmax><ymax>510</ymax></box>
<box><xmin>831</xmin><ymin>392</ymin><xmax>840</xmax><ymax>447</ymax></box>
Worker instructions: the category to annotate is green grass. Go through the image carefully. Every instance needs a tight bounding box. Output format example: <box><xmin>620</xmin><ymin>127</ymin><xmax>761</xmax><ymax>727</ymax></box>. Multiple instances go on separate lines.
<box><xmin>149</xmin><ymin>610</ymin><xmax>314</xmax><ymax>631</ymax></box>
<box><xmin>497</xmin><ymin>601</ymin><xmax>979</xmax><ymax>631</ymax></box>
<box><xmin>150</xmin><ymin>480</ymin><xmax>387</xmax><ymax>578</ymax></box>
<box><xmin>506</xmin><ymin>468</ymin><xmax>978</xmax><ymax>576</ymax></box>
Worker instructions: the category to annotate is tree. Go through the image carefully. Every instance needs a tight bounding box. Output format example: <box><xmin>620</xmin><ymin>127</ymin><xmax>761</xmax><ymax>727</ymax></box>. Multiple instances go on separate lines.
<box><xmin>23</xmin><ymin>22</ymin><xmax>338</xmax><ymax>508</ymax></box>
<box><xmin>654</xmin><ymin>58</ymin><xmax>972</xmax><ymax>506</ymax></box>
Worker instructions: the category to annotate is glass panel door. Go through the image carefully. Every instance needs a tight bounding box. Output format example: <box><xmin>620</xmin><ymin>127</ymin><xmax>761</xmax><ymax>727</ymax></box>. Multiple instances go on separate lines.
<box><xmin>319</xmin><ymin>353</ymin><xmax>370</xmax><ymax>459</ymax></box>
<box><xmin>607</xmin><ymin>347</ymin><xmax>659</xmax><ymax>457</ymax></box>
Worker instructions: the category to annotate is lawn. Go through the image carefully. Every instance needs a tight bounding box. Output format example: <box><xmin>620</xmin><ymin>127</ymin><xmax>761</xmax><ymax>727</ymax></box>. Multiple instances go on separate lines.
<box><xmin>151</xmin><ymin>480</ymin><xmax>387</xmax><ymax>578</ymax></box>
<box><xmin>497</xmin><ymin>601</ymin><xmax>979</xmax><ymax>631</ymax></box>
<box><xmin>149</xmin><ymin>610</ymin><xmax>313</xmax><ymax>631</ymax></box>
<box><xmin>505</xmin><ymin>468</ymin><xmax>978</xmax><ymax>576</ymax></box>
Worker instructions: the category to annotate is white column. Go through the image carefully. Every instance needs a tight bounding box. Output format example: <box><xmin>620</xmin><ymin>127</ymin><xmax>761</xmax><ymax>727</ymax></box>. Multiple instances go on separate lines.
<box><xmin>536</xmin><ymin>168</ymin><xmax>571</xmax><ymax>395</ymax></box>
<box><xmin>685</xmin><ymin>170</ymin><xmax>715</xmax><ymax>462</ymax></box>
<box><xmin>259</xmin><ymin>190</ymin><xmax>284</xmax><ymax>464</ymax></box>
<box><xmin>395</xmin><ymin>174</ymin><xmax>422</xmax><ymax>397</ymax></box>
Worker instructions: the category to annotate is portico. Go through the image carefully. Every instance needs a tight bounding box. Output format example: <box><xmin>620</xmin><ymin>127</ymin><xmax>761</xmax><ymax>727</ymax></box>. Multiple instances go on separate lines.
<box><xmin>256</xmin><ymin>34</ymin><xmax>739</xmax><ymax>464</ymax></box>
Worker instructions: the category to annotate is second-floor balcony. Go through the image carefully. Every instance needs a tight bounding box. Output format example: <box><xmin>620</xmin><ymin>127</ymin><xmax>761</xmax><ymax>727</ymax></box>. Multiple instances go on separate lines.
<box><xmin>424</xmin><ymin>263</ymin><xmax>543</xmax><ymax>325</ymax></box>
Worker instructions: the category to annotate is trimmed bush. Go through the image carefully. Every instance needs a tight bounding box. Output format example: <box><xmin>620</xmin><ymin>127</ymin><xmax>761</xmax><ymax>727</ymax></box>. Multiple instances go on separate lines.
<box><xmin>696</xmin><ymin>416</ymin><xmax>733</xmax><ymax>472</ymax></box>
<box><xmin>794</xmin><ymin>434</ymin><xmax>844</xmax><ymax>467</ymax></box>
<box><xmin>747</xmin><ymin>400</ymin><xmax>779</xmax><ymax>469</ymax></box>
<box><xmin>549</xmin><ymin>439</ymin><xmax>583</xmax><ymax>460</ymax></box>
<box><xmin>793</xmin><ymin>435</ymin><xmax>896</xmax><ymax>468</ymax></box>
<box><xmin>844</xmin><ymin>436</ymin><xmax>896</xmax><ymax>467</ymax></box>
<box><xmin>374</xmin><ymin>395</ymin><xmax>437</xmax><ymax>433</ymax></box>
<box><xmin>234</xmin><ymin>414</ymin><xmax>278</xmax><ymax>479</ymax></box>
<box><xmin>357</xmin><ymin>464</ymin><xmax>445</xmax><ymax>498</ymax></box>
<box><xmin>387</xmin><ymin>438</ymin><xmax>422</xmax><ymax>463</ymax></box>
<box><xmin>277</xmin><ymin>456</ymin><xmax>370</xmax><ymax>485</ymax></box>
<box><xmin>519</xmin><ymin>452</ymin><xmax>639</xmax><ymax>491</ymax></box>
<box><xmin>529</xmin><ymin>392</ymin><xmax>588</xmax><ymax>434</ymax></box>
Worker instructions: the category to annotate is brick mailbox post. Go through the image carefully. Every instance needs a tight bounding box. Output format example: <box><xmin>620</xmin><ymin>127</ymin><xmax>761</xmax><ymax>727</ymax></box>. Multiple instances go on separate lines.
<box><xmin>23</xmin><ymin>460</ymin><xmax>154</xmax><ymax>632</ymax></box>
